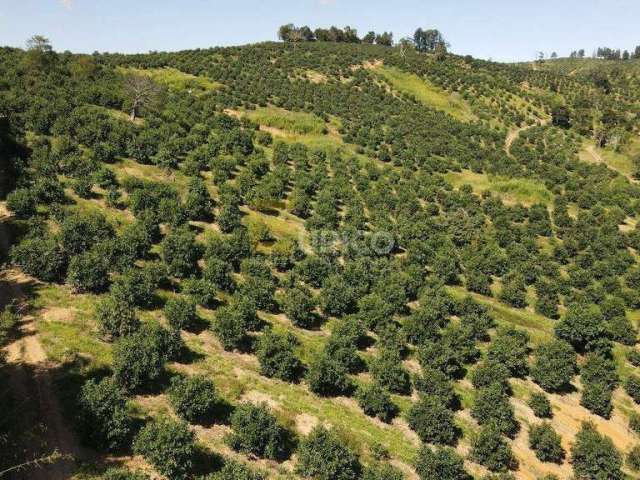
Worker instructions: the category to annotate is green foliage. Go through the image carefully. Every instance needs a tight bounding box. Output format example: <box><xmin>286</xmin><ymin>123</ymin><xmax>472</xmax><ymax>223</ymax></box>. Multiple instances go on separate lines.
<box><xmin>77</xmin><ymin>377</ymin><xmax>133</xmax><ymax>451</ymax></box>
<box><xmin>406</xmin><ymin>395</ymin><xmax>460</xmax><ymax>446</ymax></box>
<box><xmin>296</xmin><ymin>425</ymin><xmax>361</xmax><ymax>480</ymax></box>
<box><xmin>168</xmin><ymin>375</ymin><xmax>218</xmax><ymax>423</ymax></box>
<box><xmin>487</xmin><ymin>328</ymin><xmax>529</xmax><ymax>378</ymax></box>
<box><xmin>96</xmin><ymin>294</ymin><xmax>140</xmax><ymax>340</ymax></box>
<box><xmin>228</xmin><ymin>402</ymin><xmax>291</xmax><ymax>460</ymax></box>
<box><xmin>6</xmin><ymin>187</ymin><xmax>37</xmax><ymax>218</ymax></box>
<box><xmin>255</xmin><ymin>329</ymin><xmax>303</xmax><ymax>382</ymax></box>
<box><xmin>555</xmin><ymin>303</ymin><xmax>610</xmax><ymax>353</ymax></box>
<box><xmin>625</xmin><ymin>375</ymin><xmax>640</xmax><ymax>404</ymax></box>
<box><xmin>580</xmin><ymin>381</ymin><xmax>613</xmax><ymax>418</ymax></box>
<box><xmin>628</xmin><ymin>445</ymin><xmax>640</xmax><ymax>471</ymax></box>
<box><xmin>206</xmin><ymin>460</ymin><xmax>265</xmax><ymax>480</ymax></box>
<box><xmin>306</xmin><ymin>353</ymin><xmax>354</xmax><ymax>397</ymax></box>
<box><xmin>66</xmin><ymin>248</ymin><xmax>110</xmax><ymax>293</ymax></box>
<box><xmin>164</xmin><ymin>297</ymin><xmax>198</xmax><ymax>331</ymax></box>
<box><xmin>133</xmin><ymin>417</ymin><xmax>196</xmax><ymax>480</ymax></box>
<box><xmin>414</xmin><ymin>367</ymin><xmax>460</xmax><ymax>410</ymax></box>
<box><xmin>471</xmin><ymin>424</ymin><xmax>516</xmax><ymax>473</ymax></box>
<box><xmin>369</xmin><ymin>349</ymin><xmax>411</xmax><ymax>395</ymax></box>
<box><xmin>530</xmin><ymin>339</ymin><xmax>577</xmax><ymax>392</ymax></box>
<box><xmin>281</xmin><ymin>285</ymin><xmax>317</xmax><ymax>328</ymax></box>
<box><xmin>528</xmin><ymin>423</ymin><xmax>565</xmax><ymax>463</ymax></box>
<box><xmin>414</xmin><ymin>446</ymin><xmax>471</xmax><ymax>480</ymax></box>
<box><xmin>160</xmin><ymin>226</ymin><xmax>201</xmax><ymax>278</ymax></box>
<box><xmin>471</xmin><ymin>384</ymin><xmax>519</xmax><ymax>438</ymax></box>
<box><xmin>362</xmin><ymin>462</ymin><xmax>404</xmax><ymax>480</ymax></box>
<box><xmin>528</xmin><ymin>392</ymin><xmax>553</xmax><ymax>419</ymax></box>
<box><xmin>571</xmin><ymin>422</ymin><xmax>623</xmax><ymax>480</ymax></box>
<box><xmin>356</xmin><ymin>383</ymin><xmax>398</xmax><ymax>423</ymax></box>
<box><xmin>10</xmin><ymin>235</ymin><xmax>67</xmax><ymax>282</ymax></box>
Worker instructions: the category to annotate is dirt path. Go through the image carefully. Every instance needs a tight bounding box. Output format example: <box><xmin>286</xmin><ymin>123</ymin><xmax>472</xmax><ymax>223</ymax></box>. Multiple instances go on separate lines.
<box><xmin>0</xmin><ymin>202</ymin><xmax>82</xmax><ymax>479</ymax></box>
<box><xmin>505</xmin><ymin>119</ymin><xmax>550</xmax><ymax>157</ymax></box>
<box><xmin>584</xmin><ymin>144</ymin><xmax>605</xmax><ymax>164</ymax></box>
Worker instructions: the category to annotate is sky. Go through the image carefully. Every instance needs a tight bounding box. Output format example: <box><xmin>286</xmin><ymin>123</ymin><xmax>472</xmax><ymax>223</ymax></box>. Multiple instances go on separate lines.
<box><xmin>1</xmin><ymin>0</ymin><xmax>639</xmax><ymax>62</ymax></box>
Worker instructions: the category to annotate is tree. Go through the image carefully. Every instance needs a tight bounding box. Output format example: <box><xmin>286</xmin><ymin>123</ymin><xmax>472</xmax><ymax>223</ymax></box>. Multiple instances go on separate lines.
<box><xmin>6</xmin><ymin>188</ymin><xmax>37</xmax><ymax>218</ymax></box>
<box><xmin>528</xmin><ymin>423</ymin><xmax>565</xmax><ymax>463</ymax></box>
<box><xmin>255</xmin><ymin>329</ymin><xmax>304</xmax><ymax>382</ymax></box>
<box><xmin>133</xmin><ymin>417</ymin><xmax>196</xmax><ymax>480</ymax></box>
<box><xmin>413</xmin><ymin>29</ymin><xmax>446</xmax><ymax>53</ymax></box>
<box><xmin>528</xmin><ymin>392</ymin><xmax>553</xmax><ymax>419</ymax></box>
<box><xmin>24</xmin><ymin>35</ymin><xmax>55</xmax><ymax>69</ymax></box>
<box><xmin>471</xmin><ymin>424</ymin><xmax>516</xmax><ymax>472</ymax></box>
<box><xmin>160</xmin><ymin>227</ymin><xmax>200</xmax><ymax>278</ymax></box>
<box><xmin>362</xmin><ymin>463</ymin><xmax>404</xmax><ymax>480</ymax></box>
<box><xmin>96</xmin><ymin>294</ymin><xmax>140</xmax><ymax>340</ymax></box>
<box><xmin>184</xmin><ymin>177</ymin><xmax>213</xmax><ymax>220</ymax></box>
<box><xmin>356</xmin><ymin>383</ymin><xmax>398</xmax><ymax>423</ymax></box>
<box><xmin>414</xmin><ymin>446</ymin><xmax>471</xmax><ymax>480</ymax></box>
<box><xmin>581</xmin><ymin>381</ymin><xmax>613</xmax><ymax>418</ymax></box>
<box><xmin>555</xmin><ymin>303</ymin><xmax>610</xmax><ymax>353</ymax></box>
<box><xmin>571</xmin><ymin>422</ymin><xmax>623</xmax><ymax>480</ymax></box>
<box><xmin>10</xmin><ymin>235</ymin><xmax>67</xmax><ymax>282</ymax></box>
<box><xmin>306</xmin><ymin>353</ymin><xmax>353</xmax><ymax>397</ymax></box>
<box><xmin>208</xmin><ymin>460</ymin><xmax>265</xmax><ymax>480</ymax></box>
<box><xmin>406</xmin><ymin>395</ymin><xmax>460</xmax><ymax>446</ymax></box>
<box><xmin>471</xmin><ymin>384</ymin><xmax>519</xmax><ymax>438</ymax></box>
<box><xmin>414</xmin><ymin>367</ymin><xmax>460</xmax><ymax>410</ymax></box>
<box><xmin>164</xmin><ymin>297</ymin><xmax>198</xmax><ymax>331</ymax></box>
<box><xmin>471</xmin><ymin>361</ymin><xmax>511</xmax><ymax>393</ymax></box>
<box><xmin>66</xmin><ymin>249</ymin><xmax>110</xmax><ymax>293</ymax></box>
<box><xmin>123</xmin><ymin>74</ymin><xmax>161</xmax><ymax>121</ymax></box>
<box><xmin>77</xmin><ymin>377</ymin><xmax>133</xmax><ymax>452</ymax></box>
<box><xmin>112</xmin><ymin>327</ymin><xmax>167</xmax><ymax>392</ymax></box>
<box><xmin>375</xmin><ymin>32</ymin><xmax>393</xmax><ymax>46</ymax></box>
<box><xmin>228</xmin><ymin>402</ymin><xmax>291</xmax><ymax>461</ymax></box>
<box><xmin>487</xmin><ymin>328</ymin><xmax>530</xmax><ymax>378</ymax></box>
<box><xmin>625</xmin><ymin>375</ymin><xmax>640</xmax><ymax>404</ymax></box>
<box><xmin>369</xmin><ymin>349</ymin><xmax>411</xmax><ymax>395</ymax></box>
<box><xmin>530</xmin><ymin>339</ymin><xmax>577</xmax><ymax>392</ymax></box>
<box><xmin>628</xmin><ymin>445</ymin><xmax>640</xmax><ymax>471</ymax></box>
<box><xmin>296</xmin><ymin>426</ymin><xmax>362</xmax><ymax>480</ymax></box>
<box><xmin>319</xmin><ymin>275</ymin><xmax>356</xmax><ymax>317</ymax></box>
<box><xmin>168</xmin><ymin>375</ymin><xmax>218</xmax><ymax>424</ymax></box>
<box><xmin>551</xmin><ymin>105</ymin><xmax>571</xmax><ymax>129</ymax></box>
<box><xmin>362</xmin><ymin>31</ymin><xmax>376</xmax><ymax>44</ymax></box>
<box><xmin>281</xmin><ymin>285</ymin><xmax>317</xmax><ymax>328</ymax></box>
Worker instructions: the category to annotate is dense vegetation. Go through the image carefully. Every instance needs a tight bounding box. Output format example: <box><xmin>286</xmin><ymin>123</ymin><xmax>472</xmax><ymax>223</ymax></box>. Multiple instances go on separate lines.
<box><xmin>1</xmin><ymin>28</ymin><xmax>640</xmax><ymax>480</ymax></box>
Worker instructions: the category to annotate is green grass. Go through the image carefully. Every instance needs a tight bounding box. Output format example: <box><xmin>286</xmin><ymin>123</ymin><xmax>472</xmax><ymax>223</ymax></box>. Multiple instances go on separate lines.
<box><xmin>375</xmin><ymin>66</ymin><xmax>476</xmax><ymax>122</ymax></box>
<box><xmin>116</xmin><ymin>66</ymin><xmax>222</xmax><ymax>93</ymax></box>
<box><xmin>444</xmin><ymin>169</ymin><xmax>553</xmax><ymax>205</ymax></box>
<box><xmin>244</xmin><ymin>107</ymin><xmax>327</xmax><ymax>135</ymax></box>
<box><xmin>579</xmin><ymin>142</ymin><xmax>635</xmax><ymax>177</ymax></box>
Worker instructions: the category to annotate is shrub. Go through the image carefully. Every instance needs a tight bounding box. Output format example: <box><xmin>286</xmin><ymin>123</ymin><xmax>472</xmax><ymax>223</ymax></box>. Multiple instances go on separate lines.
<box><xmin>555</xmin><ymin>303</ymin><xmax>610</xmax><ymax>353</ymax></box>
<box><xmin>160</xmin><ymin>226</ymin><xmax>201</xmax><ymax>278</ymax></box>
<box><xmin>414</xmin><ymin>446</ymin><xmax>471</xmax><ymax>480</ymax></box>
<box><xmin>6</xmin><ymin>188</ymin><xmax>37</xmax><ymax>218</ymax></box>
<box><xmin>281</xmin><ymin>285</ymin><xmax>317</xmax><ymax>329</ymax></box>
<box><xmin>487</xmin><ymin>328</ymin><xmax>529</xmax><ymax>378</ymax></box>
<box><xmin>255</xmin><ymin>329</ymin><xmax>303</xmax><ymax>382</ymax></box>
<box><xmin>102</xmin><ymin>468</ymin><xmax>149</xmax><ymax>480</ymax></box>
<box><xmin>164</xmin><ymin>297</ymin><xmax>197</xmax><ymax>331</ymax></box>
<box><xmin>530</xmin><ymin>339</ymin><xmax>577</xmax><ymax>392</ymax></box>
<box><xmin>206</xmin><ymin>460</ymin><xmax>265</xmax><ymax>480</ymax></box>
<box><xmin>625</xmin><ymin>375</ymin><xmax>640</xmax><ymax>404</ymax></box>
<box><xmin>630</xmin><ymin>413</ymin><xmax>640</xmax><ymax>435</ymax></box>
<box><xmin>10</xmin><ymin>235</ymin><xmax>67</xmax><ymax>282</ymax></box>
<box><xmin>413</xmin><ymin>367</ymin><xmax>460</xmax><ymax>410</ymax></box>
<box><xmin>581</xmin><ymin>354</ymin><xmax>619</xmax><ymax>390</ymax></box>
<box><xmin>182</xmin><ymin>277</ymin><xmax>217</xmax><ymax>307</ymax></box>
<box><xmin>168</xmin><ymin>375</ymin><xmax>218</xmax><ymax>424</ymax></box>
<box><xmin>471</xmin><ymin>361</ymin><xmax>511</xmax><ymax>393</ymax></box>
<box><xmin>356</xmin><ymin>383</ymin><xmax>398</xmax><ymax>423</ymax></box>
<box><xmin>133</xmin><ymin>417</ymin><xmax>196</xmax><ymax>480</ymax></box>
<box><xmin>471</xmin><ymin>424</ymin><xmax>516</xmax><ymax>472</ymax></box>
<box><xmin>369</xmin><ymin>349</ymin><xmax>411</xmax><ymax>395</ymax></box>
<box><xmin>77</xmin><ymin>377</ymin><xmax>133</xmax><ymax>452</ymax></box>
<box><xmin>628</xmin><ymin>445</ymin><xmax>640</xmax><ymax>471</ymax></box>
<box><xmin>318</xmin><ymin>275</ymin><xmax>356</xmax><ymax>317</ymax></box>
<box><xmin>112</xmin><ymin>327</ymin><xmax>167</xmax><ymax>392</ymax></box>
<box><xmin>227</xmin><ymin>402</ymin><xmax>291</xmax><ymax>460</ymax></box>
<box><xmin>306</xmin><ymin>353</ymin><xmax>353</xmax><ymax>397</ymax></box>
<box><xmin>184</xmin><ymin>177</ymin><xmax>213</xmax><ymax>220</ymax></box>
<box><xmin>528</xmin><ymin>423</ymin><xmax>564</xmax><ymax>463</ymax></box>
<box><xmin>406</xmin><ymin>395</ymin><xmax>460</xmax><ymax>446</ymax></box>
<box><xmin>528</xmin><ymin>392</ymin><xmax>552</xmax><ymax>418</ymax></box>
<box><xmin>111</xmin><ymin>266</ymin><xmax>160</xmax><ymax>308</ymax></box>
<box><xmin>296</xmin><ymin>426</ymin><xmax>361</xmax><ymax>480</ymax></box>
<box><xmin>471</xmin><ymin>384</ymin><xmax>519</xmax><ymax>438</ymax></box>
<box><xmin>96</xmin><ymin>294</ymin><xmax>140</xmax><ymax>340</ymax></box>
<box><xmin>571</xmin><ymin>422</ymin><xmax>623</xmax><ymax>480</ymax></box>
<box><xmin>627</xmin><ymin>350</ymin><xmax>640</xmax><ymax>367</ymax></box>
<box><xmin>212</xmin><ymin>305</ymin><xmax>250</xmax><ymax>351</ymax></box>
<box><xmin>66</xmin><ymin>249</ymin><xmax>110</xmax><ymax>293</ymax></box>
<box><xmin>581</xmin><ymin>380</ymin><xmax>613</xmax><ymax>418</ymax></box>
<box><xmin>203</xmin><ymin>257</ymin><xmax>236</xmax><ymax>292</ymax></box>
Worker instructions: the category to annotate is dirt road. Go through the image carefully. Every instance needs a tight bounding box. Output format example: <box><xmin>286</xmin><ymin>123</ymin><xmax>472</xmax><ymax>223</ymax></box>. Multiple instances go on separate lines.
<box><xmin>0</xmin><ymin>202</ymin><xmax>81</xmax><ymax>479</ymax></box>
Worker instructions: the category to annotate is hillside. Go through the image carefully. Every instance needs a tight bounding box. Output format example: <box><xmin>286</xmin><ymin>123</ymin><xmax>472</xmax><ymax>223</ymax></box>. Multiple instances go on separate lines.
<box><xmin>1</xmin><ymin>37</ymin><xmax>640</xmax><ymax>480</ymax></box>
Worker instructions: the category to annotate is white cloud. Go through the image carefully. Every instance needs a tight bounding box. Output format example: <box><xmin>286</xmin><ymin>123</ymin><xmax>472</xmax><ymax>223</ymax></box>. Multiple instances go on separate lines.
<box><xmin>319</xmin><ymin>0</ymin><xmax>336</xmax><ymax>5</ymax></box>
<box><xmin>60</xmin><ymin>0</ymin><xmax>72</xmax><ymax>9</ymax></box>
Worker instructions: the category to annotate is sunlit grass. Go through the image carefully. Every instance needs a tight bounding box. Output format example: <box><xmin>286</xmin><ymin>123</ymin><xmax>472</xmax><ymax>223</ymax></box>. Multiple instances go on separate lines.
<box><xmin>116</xmin><ymin>66</ymin><xmax>222</xmax><ymax>93</ymax></box>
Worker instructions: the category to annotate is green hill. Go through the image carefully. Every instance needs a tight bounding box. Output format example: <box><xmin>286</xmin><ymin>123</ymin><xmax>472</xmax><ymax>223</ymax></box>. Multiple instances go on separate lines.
<box><xmin>1</xmin><ymin>37</ymin><xmax>640</xmax><ymax>480</ymax></box>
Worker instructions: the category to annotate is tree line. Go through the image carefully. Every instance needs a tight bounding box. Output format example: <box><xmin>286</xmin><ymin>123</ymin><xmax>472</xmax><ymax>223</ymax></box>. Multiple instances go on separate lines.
<box><xmin>569</xmin><ymin>45</ymin><xmax>640</xmax><ymax>60</ymax></box>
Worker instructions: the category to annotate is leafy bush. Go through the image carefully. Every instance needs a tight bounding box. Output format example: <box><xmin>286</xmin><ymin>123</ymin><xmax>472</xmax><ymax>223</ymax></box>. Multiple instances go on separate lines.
<box><xmin>6</xmin><ymin>188</ymin><xmax>37</xmax><ymax>218</ymax></box>
<box><xmin>580</xmin><ymin>380</ymin><xmax>613</xmax><ymax>418</ymax></box>
<box><xmin>10</xmin><ymin>235</ymin><xmax>67</xmax><ymax>282</ymax></box>
<box><xmin>306</xmin><ymin>353</ymin><xmax>353</xmax><ymax>397</ymax></box>
<box><xmin>406</xmin><ymin>395</ymin><xmax>460</xmax><ymax>446</ymax></box>
<box><xmin>487</xmin><ymin>328</ymin><xmax>529</xmax><ymax>378</ymax></box>
<box><xmin>96</xmin><ymin>294</ymin><xmax>140</xmax><ymax>340</ymax></box>
<box><xmin>625</xmin><ymin>375</ymin><xmax>640</xmax><ymax>404</ymax></box>
<box><xmin>471</xmin><ymin>424</ymin><xmax>516</xmax><ymax>473</ymax></box>
<box><xmin>296</xmin><ymin>425</ymin><xmax>361</xmax><ymax>480</ymax></box>
<box><xmin>362</xmin><ymin>463</ymin><xmax>404</xmax><ymax>480</ymax></box>
<box><xmin>133</xmin><ymin>417</ymin><xmax>196</xmax><ymax>480</ymax></box>
<box><xmin>413</xmin><ymin>367</ymin><xmax>460</xmax><ymax>410</ymax></box>
<box><xmin>112</xmin><ymin>326</ymin><xmax>169</xmax><ymax>392</ymax></box>
<box><xmin>528</xmin><ymin>392</ymin><xmax>552</xmax><ymax>418</ymax></box>
<box><xmin>628</xmin><ymin>445</ymin><xmax>640</xmax><ymax>471</ymax></box>
<box><xmin>356</xmin><ymin>383</ymin><xmax>398</xmax><ymax>423</ymax></box>
<box><xmin>281</xmin><ymin>285</ymin><xmax>317</xmax><ymax>329</ymax></box>
<box><xmin>369</xmin><ymin>349</ymin><xmax>411</xmax><ymax>395</ymax></box>
<box><xmin>571</xmin><ymin>422</ymin><xmax>623</xmax><ymax>480</ymax></box>
<box><xmin>471</xmin><ymin>384</ymin><xmax>519</xmax><ymax>438</ymax></box>
<box><xmin>255</xmin><ymin>329</ymin><xmax>303</xmax><ymax>382</ymax></box>
<box><xmin>168</xmin><ymin>375</ymin><xmax>218</xmax><ymax>423</ymax></box>
<box><xmin>530</xmin><ymin>339</ymin><xmax>577</xmax><ymax>392</ymax></box>
<box><xmin>227</xmin><ymin>402</ymin><xmax>291</xmax><ymax>460</ymax></box>
<box><xmin>414</xmin><ymin>445</ymin><xmax>471</xmax><ymax>480</ymax></box>
<box><xmin>164</xmin><ymin>297</ymin><xmax>197</xmax><ymax>331</ymax></box>
<box><xmin>206</xmin><ymin>460</ymin><xmax>265</xmax><ymax>480</ymax></box>
<box><xmin>160</xmin><ymin>226</ymin><xmax>201</xmax><ymax>278</ymax></box>
<box><xmin>528</xmin><ymin>423</ymin><xmax>564</xmax><ymax>463</ymax></box>
<box><xmin>77</xmin><ymin>377</ymin><xmax>133</xmax><ymax>452</ymax></box>
<box><xmin>66</xmin><ymin>249</ymin><xmax>110</xmax><ymax>293</ymax></box>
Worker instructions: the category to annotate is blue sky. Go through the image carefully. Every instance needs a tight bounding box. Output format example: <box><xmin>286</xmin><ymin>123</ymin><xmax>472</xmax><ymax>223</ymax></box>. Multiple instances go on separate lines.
<box><xmin>1</xmin><ymin>0</ymin><xmax>639</xmax><ymax>61</ymax></box>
